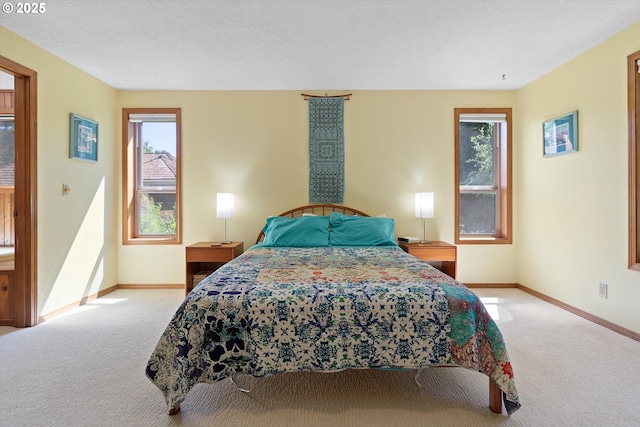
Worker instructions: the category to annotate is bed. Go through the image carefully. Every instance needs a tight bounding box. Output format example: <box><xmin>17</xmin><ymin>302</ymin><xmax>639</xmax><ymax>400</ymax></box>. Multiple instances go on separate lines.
<box><xmin>146</xmin><ymin>204</ymin><xmax>521</xmax><ymax>416</ymax></box>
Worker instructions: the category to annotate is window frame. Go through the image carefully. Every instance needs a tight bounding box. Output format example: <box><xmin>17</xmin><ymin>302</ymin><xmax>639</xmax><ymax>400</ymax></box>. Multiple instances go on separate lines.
<box><xmin>122</xmin><ymin>107</ymin><xmax>181</xmax><ymax>245</ymax></box>
<box><xmin>629</xmin><ymin>50</ymin><xmax>640</xmax><ymax>271</ymax></box>
<box><xmin>454</xmin><ymin>107</ymin><xmax>512</xmax><ymax>244</ymax></box>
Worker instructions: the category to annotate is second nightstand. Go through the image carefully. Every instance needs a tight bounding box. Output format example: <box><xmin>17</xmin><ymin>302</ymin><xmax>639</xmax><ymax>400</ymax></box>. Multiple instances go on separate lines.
<box><xmin>398</xmin><ymin>240</ymin><xmax>457</xmax><ymax>279</ymax></box>
<box><xmin>185</xmin><ymin>241</ymin><xmax>244</xmax><ymax>295</ymax></box>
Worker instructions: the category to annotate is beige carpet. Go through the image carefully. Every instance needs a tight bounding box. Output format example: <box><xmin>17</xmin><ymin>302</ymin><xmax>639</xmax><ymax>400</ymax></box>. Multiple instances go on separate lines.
<box><xmin>1</xmin><ymin>288</ymin><xmax>639</xmax><ymax>427</ymax></box>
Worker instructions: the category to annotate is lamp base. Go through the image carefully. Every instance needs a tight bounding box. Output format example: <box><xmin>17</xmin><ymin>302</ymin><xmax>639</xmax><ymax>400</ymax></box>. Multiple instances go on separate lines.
<box><xmin>220</xmin><ymin>218</ymin><xmax>232</xmax><ymax>245</ymax></box>
<box><xmin>419</xmin><ymin>240</ymin><xmax>432</xmax><ymax>244</ymax></box>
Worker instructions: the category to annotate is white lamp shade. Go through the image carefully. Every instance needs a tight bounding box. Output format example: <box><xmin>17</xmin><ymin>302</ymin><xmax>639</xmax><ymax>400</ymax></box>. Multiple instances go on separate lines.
<box><xmin>415</xmin><ymin>192</ymin><xmax>434</xmax><ymax>218</ymax></box>
<box><xmin>216</xmin><ymin>193</ymin><xmax>234</xmax><ymax>219</ymax></box>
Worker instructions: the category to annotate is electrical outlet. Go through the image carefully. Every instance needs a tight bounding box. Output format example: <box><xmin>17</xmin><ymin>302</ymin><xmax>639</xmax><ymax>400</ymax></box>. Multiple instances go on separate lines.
<box><xmin>599</xmin><ymin>283</ymin><xmax>608</xmax><ymax>299</ymax></box>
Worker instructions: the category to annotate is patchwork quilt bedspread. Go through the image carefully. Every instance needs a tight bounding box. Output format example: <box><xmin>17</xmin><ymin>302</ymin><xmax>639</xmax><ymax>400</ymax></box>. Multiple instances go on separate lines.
<box><xmin>146</xmin><ymin>246</ymin><xmax>520</xmax><ymax>414</ymax></box>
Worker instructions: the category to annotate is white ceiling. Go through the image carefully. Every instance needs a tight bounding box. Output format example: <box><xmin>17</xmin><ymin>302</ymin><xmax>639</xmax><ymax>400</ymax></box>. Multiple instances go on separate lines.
<box><xmin>2</xmin><ymin>0</ymin><xmax>640</xmax><ymax>91</ymax></box>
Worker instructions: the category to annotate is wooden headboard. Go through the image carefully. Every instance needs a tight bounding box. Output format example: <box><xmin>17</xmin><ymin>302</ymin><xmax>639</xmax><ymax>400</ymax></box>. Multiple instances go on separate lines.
<box><xmin>255</xmin><ymin>204</ymin><xmax>370</xmax><ymax>243</ymax></box>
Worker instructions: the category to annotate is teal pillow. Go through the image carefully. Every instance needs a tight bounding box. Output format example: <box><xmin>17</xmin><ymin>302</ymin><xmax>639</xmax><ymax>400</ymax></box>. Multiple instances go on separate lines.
<box><xmin>262</xmin><ymin>216</ymin><xmax>330</xmax><ymax>247</ymax></box>
<box><xmin>329</xmin><ymin>212</ymin><xmax>396</xmax><ymax>246</ymax></box>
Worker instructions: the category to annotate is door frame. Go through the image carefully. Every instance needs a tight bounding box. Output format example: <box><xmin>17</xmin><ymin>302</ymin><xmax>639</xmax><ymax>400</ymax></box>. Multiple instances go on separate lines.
<box><xmin>0</xmin><ymin>55</ymin><xmax>38</xmax><ymax>327</ymax></box>
<box><xmin>630</xmin><ymin>50</ymin><xmax>640</xmax><ymax>271</ymax></box>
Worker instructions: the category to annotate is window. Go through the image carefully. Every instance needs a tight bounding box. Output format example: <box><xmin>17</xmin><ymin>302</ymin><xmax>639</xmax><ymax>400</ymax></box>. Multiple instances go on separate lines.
<box><xmin>0</xmin><ymin>104</ymin><xmax>15</xmax><ymax>246</ymax></box>
<box><xmin>629</xmin><ymin>50</ymin><xmax>640</xmax><ymax>270</ymax></box>
<box><xmin>454</xmin><ymin>108</ymin><xmax>512</xmax><ymax>244</ymax></box>
<box><xmin>122</xmin><ymin>108</ymin><xmax>181</xmax><ymax>244</ymax></box>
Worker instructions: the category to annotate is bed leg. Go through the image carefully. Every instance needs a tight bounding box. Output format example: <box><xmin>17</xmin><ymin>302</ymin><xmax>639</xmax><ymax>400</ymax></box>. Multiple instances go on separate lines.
<box><xmin>489</xmin><ymin>379</ymin><xmax>502</xmax><ymax>413</ymax></box>
<box><xmin>168</xmin><ymin>405</ymin><xmax>181</xmax><ymax>415</ymax></box>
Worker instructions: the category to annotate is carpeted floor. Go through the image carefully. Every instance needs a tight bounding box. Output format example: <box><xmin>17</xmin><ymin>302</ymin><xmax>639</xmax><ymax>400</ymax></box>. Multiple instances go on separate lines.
<box><xmin>1</xmin><ymin>288</ymin><xmax>639</xmax><ymax>426</ymax></box>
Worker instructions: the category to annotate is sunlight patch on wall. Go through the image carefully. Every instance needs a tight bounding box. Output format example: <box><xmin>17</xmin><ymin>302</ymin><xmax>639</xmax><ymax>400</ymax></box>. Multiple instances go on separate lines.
<box><xmin>42</xmin><ymin>178</ymin><xmax>106</xmax><ymax>315</ymax></box>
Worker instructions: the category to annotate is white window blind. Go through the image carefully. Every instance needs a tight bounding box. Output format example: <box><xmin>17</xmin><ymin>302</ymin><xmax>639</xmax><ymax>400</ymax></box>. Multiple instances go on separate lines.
<box><xmin>459</xmin><ymin>113</ymin><xmax>506</xmax><ymax>123</ymax></box>
<box><xmin>128</xmin><ymin>113</ymin><xmax>176</xmax><ymax>122</ymax></box>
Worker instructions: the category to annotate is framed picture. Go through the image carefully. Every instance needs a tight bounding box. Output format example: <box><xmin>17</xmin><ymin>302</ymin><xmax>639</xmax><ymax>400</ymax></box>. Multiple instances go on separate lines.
<box><xmin>543</xmin><ymin>110</ymin><xmax>578</xmax><ymax>157</ymax></box>
<box><xmin>70</xmin><ymin>113</ymin><xmax>98</xmax><ymax>162</ymax></box>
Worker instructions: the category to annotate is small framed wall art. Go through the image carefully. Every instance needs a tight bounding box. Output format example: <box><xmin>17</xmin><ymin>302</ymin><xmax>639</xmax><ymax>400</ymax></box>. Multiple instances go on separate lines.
<box><xmin>70</xmin><ymin>113</ymin><xmax>98</xmax><ymax>162</ymax></box>
<box><xmin>543</xmin><ymin>110</ymin><xmax>578</xmax><ymax>157</ymax></box>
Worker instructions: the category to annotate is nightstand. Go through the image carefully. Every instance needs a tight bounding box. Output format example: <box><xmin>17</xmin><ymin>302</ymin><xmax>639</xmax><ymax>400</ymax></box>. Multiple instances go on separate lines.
<box><xmin>398</xmin><ymin>241</ymin><xmax>457</xmax><ymax>279</ymax></box>
<box><xmin>185</xmin><ymin>241</ymin><xmax>244</xmax><ymax>294</ymax></box>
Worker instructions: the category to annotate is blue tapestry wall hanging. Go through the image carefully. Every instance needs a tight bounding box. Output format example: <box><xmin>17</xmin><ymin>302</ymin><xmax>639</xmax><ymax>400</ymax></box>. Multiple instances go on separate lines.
<box><xmin>308</xmin><ymin>97</ymin><xmax>344</xmax><ymax>203</ymax></box>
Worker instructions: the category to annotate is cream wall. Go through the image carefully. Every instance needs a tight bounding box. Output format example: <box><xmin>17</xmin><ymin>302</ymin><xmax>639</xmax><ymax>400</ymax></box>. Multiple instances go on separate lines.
<box><xmin>516</xmin><ymin>22</ymin><xmax>640</xmax><ymax>332</ymax></box>
<box><xmin>117</xmin><ymin>90</ymin><xmax>517</xmax><ymax>284</ymax></box>
<box><xmin>0</xmin><ymin>28</ymin><xmax>119</xmax><ymax>317</ymax></box>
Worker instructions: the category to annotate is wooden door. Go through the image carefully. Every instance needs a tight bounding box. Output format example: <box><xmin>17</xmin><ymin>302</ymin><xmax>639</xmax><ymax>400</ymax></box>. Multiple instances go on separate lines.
<box><xmin>0</xmin><ymin>272</ymin><xmax>12</xmax><ymax>324</ymax></box>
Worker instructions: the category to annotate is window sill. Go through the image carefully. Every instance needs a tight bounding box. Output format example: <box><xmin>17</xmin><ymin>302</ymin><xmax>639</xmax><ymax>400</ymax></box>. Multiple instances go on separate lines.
<box><xmin>123</xmin><ymin>237</ymin><xmax>181</xmax><ymax>245</ymax></box>
<box><xmin>455</xmin><ymin>236</ymin><xmax>512</xmax><ymax>245</ymax></box>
